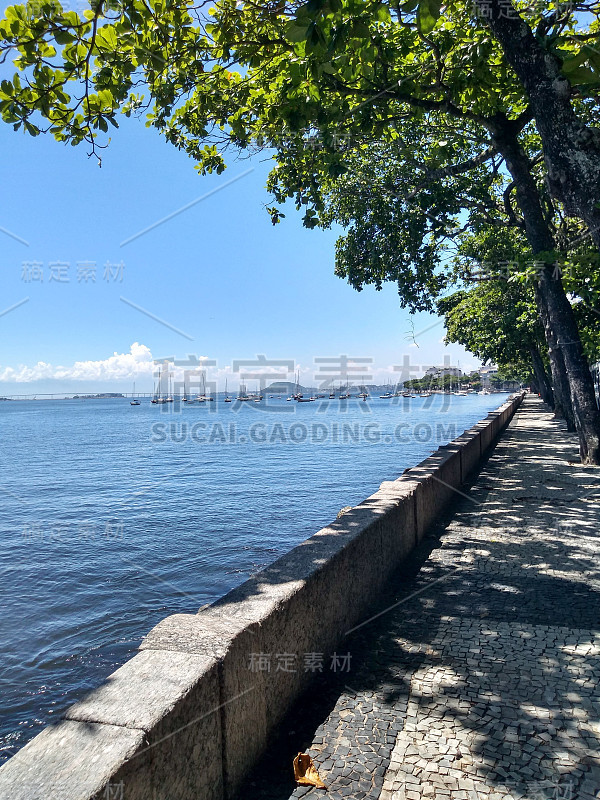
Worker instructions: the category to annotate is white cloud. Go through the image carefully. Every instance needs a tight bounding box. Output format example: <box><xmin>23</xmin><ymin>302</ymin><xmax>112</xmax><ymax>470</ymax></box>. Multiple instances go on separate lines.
<box><xmin>0</xmin><ymin>342</ymin><xmax>155</xmax><ymax>383</ymax></box>
<box><xmin>0</xmin><ymin>344</ymin><xmax>482</xmax><ymax>386</ymax></box>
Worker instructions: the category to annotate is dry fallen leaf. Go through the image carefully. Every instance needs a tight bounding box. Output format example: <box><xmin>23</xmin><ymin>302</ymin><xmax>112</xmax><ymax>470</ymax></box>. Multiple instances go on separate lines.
<box><xmin>293</xmin><ymin>752</ymin><xmax>327</xmax><ymax>790</ymax></box>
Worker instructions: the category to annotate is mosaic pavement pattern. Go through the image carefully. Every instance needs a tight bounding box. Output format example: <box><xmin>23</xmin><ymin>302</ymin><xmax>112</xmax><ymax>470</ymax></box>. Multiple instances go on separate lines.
<box><xmin>239</xmin><ymin>398</ymin><xmax>600</xmax><ymax>800</ymax></box>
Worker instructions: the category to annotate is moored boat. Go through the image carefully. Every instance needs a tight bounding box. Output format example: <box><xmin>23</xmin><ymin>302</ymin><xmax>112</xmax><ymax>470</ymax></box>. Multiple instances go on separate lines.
<box><xmin>130</xmin><ymin>382</ymin><xmax>141</xmax><ymax>405</ymax></box>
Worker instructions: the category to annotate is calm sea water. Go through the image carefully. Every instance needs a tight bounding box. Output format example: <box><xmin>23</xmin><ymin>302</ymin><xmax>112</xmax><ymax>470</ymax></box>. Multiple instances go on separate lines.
<box><xmin>0</xmin><ymin>392</ymin><xmax>508</xmax><ymax>761</ymax></box>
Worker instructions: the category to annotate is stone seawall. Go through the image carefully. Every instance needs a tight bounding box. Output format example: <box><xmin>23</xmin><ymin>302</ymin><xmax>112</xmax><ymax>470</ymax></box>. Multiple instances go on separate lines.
<box><xmin>0</xmin><ymin>393</ymin><xmax>524</xmax><ymax>800</ymax></box>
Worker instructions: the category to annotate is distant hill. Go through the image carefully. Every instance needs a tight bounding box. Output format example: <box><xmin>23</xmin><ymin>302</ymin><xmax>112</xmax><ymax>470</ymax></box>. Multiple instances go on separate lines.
<box><xmin>73</xmin><ymin>393</ymin><xmax>125</xmax><ymax>399</ymax></box>
<box><xmin>263</xmin><ymin>381</ymin><xmax>309</xmax><ymax>394</ymax></box>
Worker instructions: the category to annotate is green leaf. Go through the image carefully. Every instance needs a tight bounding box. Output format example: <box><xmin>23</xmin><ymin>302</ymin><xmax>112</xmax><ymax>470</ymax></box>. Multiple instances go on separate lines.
<box><xmin>561</xmin><ymin>51</ymin><xmax>588</xmax><ymax>74</ymax></box>
<box><xmin>284</xmin><ymin>20</ymin><xmax>310</xmax><ymax>42</ymax></box>
<box><xmin>563</xmin><ymin>65</ymin><xmax>600</xmax><ymax>86</ymax></box>
<box><xmin>583</xmin><ymin>44</ymin><xmax>600</xmax><ymax>72</ymax></box>
<box><xmin>350</xmin><ymin>20</ymin><xmax>371</xmax><ymax>38</ymax></box>
<box><xmin>54</xmin><ymin>29</ymin><xmax>74</xmax><ymax>45</ymax></box>
<box><xmin>327</xmin><ymin>162</ymin><xmax>347</xmax><ymax>177</ymax></box>
<box><xmin>416</xmin><ymin>0</ymin><xmax>441</xmax><ymax>34</ymax></box>
<box><xmin>305</xmin><ymin>19</ymin><xmax>327</xmax><ymax>51</ymax></box>
<box><xmin>95</xmin><ymin>26</ymin><xmax>118</xmax><ymax>50</ymax></box>
<box><xmin>374</xmin><ymin>3</ymin><xmax>391</xmax><ymax>22</ymax></box>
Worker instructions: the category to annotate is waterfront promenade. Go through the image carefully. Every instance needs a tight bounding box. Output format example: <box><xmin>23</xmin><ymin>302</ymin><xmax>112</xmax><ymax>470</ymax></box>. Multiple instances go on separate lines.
<box><xmin>242</xmin><ymin>396</ymin><xmax>600</xmax><ymax>800</ymax></box>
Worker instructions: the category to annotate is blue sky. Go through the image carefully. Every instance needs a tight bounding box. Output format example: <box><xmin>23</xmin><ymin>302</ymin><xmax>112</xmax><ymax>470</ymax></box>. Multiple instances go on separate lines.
<box><xmin>0</xmin><ymin>113</ymin><xmax>478</xmax><ymax>394</ymax></box>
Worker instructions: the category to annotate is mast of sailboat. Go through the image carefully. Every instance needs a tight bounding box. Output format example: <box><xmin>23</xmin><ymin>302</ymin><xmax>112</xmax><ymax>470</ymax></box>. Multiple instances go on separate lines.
<box><xmin>152</xmin><ymin>365</ymin><xmax>163</xmax><ymax>403</ymax></box>
<box><xmin>130</xmin><ymin>380</ymin><xmax>141</xmax><ymax>405</ymax></box>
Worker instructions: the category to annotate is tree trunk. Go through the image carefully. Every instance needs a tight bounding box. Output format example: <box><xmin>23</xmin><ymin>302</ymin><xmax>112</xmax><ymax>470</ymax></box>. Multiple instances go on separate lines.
<box><xmin>478</xmin><ymin>0</ymin><xmax>600</xmax><ymax>246</ymax></box>
<box><xmin>490</xmin><ymin>118</ymin><xmax>600</xmax><ymax>461</ymax></box>
<box><xmin>534</xmin><ymin>285</ymin><xmax>577</xmax><ymax>430</ymax></box>
<box><xmin>538</xmin><ymin>265</ymin><xmax>600</xmax><ymax>459</ymax></box>
<box><xmin>549</xmin><ymin>343</ymin><xmax>576</xmax><ymax>432</ymax></box>
<box><xmin>529</xmin><ymin>343</ymin><xmax>554</xmax><ymax>409</ymax></box>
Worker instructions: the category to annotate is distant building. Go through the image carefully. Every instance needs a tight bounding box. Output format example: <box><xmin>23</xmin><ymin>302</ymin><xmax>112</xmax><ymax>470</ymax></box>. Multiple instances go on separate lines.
<box><xmin>479</xmin><ymin>364</ymin><xmax>499</xmax><ymax>387</ymax></box>
<box><xmin>425</xmin><ymin>365</ymin><xmax>463</xmax><ymax>378</ymax></box>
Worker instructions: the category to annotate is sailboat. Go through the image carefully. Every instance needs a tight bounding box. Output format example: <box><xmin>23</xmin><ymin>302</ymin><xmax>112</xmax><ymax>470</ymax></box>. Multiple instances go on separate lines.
<box><xmin>420</xmin><ymin>374</ymin><xmax>433</xmax><ymax>398</ymax></box>
<box><xmin>196</xmin><ymin>372</ymin><xmax>214</xmax><ymax>402</ymax></box>
<box><xmin>183</xmin><ymin>371</ymin><xmax>194</xmax><ymax>403</ymax></box>
<box><xmin>224</xmin><ymin>378</ymin><xmax>232</xmax><ymax>403</ymax></box>
<box><xmin>292</xmin><ymin>370</ymin><xmax>302</xmax><ymax>400</ymax></box>
<box><xmin>237</xmin><ymin>382</ymin><xmax>250</xmax><ymax>401</ymax></box>
<box><xmin>151</xmin><ymin>369</ymin><xmax>159</xmax><ymax>403</ymax></box>
<box><xmin>165</xmin><ymin>372</ymin><xmax>174</xmax><ymax>402</ymax></box>
<box><xmin>295</xmin><ymin>371</ymin><xmax>312</xmax><ymax>402</ymax></box>
<box><xmin>453</xmin><ymin>369</ymin><xmax>467</xmax><ymax>395</ymax></box>
<box><xmin>153</xmin><ymin>366</ymin><xmax>167</xmax><ymax>403</ymax></box>
<box><xmin>130</xmin><ymin>382</ymin><xmax>141</xmax><ymax>405</ymax></box>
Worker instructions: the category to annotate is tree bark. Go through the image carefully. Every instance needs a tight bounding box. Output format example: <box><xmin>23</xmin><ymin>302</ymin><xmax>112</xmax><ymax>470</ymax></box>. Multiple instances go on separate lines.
<box><xmin>490</xmin><ymin>117</ymin><xmax>600</xmax><ymax>461</ymax></box>
<box><xmin>478</xmin><ymin>0</ymin><xmax>600</xmax><ymax>247</ymax></box>
<box><xmin>548</xmin><ymin>334</ymin><xmax>576</xmax><ymax>432</ymax></box>
<box><xmin>538</xmin><ymin>266</ymin><xmax>600</xmax><ymax>458</ymax></box>
<box><xmin>529</xmin><ymin>343</ymin><xmax>554</xmax><ymax>408</ymax></box>
<box><xmin>533</xmin><ymin>285</ymin><xmax>577</xmax><ymax>430</ymax></box>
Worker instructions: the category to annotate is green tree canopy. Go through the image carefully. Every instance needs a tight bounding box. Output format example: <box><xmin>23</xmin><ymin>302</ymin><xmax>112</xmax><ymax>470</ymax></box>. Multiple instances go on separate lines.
<box><xmin>3</xmin><ymin>0</ymin><xmax>600</xmax><ymax>458</ymax></box>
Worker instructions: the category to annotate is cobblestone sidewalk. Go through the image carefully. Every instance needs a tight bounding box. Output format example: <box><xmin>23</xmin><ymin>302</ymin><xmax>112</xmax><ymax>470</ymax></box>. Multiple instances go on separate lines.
<box><xmin>239</xmin><ymin>397</ymin><xmax>600</xmax><ymax>800</ymax></box>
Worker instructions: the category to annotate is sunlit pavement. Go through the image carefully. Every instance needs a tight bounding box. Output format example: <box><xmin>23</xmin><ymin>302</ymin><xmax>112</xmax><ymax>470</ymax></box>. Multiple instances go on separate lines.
<box><xmin>239</xmin><ymin>396</ymin><xmax>600</xmax><ymax>800</ymax></box>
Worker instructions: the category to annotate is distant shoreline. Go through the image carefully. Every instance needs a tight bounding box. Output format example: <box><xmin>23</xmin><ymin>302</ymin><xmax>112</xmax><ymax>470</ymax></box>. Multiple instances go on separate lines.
<box><xmin>0</xmin><ymin>389</ymin><xmax>513</xmax><ymax>402</ymax></box>
<box><xmin>0</xmin><ymin>393</ymin><xmax>126</xmax><ymax>401</ymax></box>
